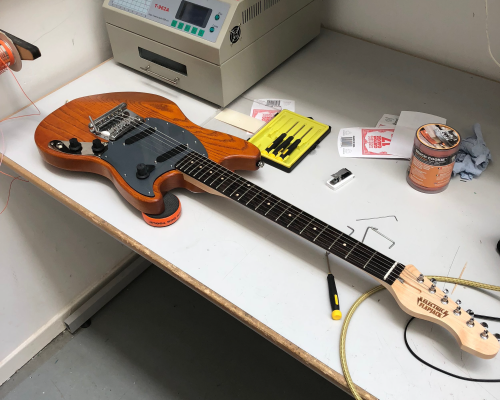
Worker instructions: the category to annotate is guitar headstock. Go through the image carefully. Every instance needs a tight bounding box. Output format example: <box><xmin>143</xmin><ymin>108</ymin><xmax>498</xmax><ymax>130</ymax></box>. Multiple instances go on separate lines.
<box><xmin>387</xmin><ymin>265</ymin><xmax>500</xmax><ymax>359</ymax></box>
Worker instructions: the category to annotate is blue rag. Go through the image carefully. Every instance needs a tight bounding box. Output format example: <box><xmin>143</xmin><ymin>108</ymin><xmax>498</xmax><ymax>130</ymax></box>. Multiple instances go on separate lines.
<box><xmin>452</xmin><ymin>123</ymin><xmax>491</xmax><ymax>180</ymax></box>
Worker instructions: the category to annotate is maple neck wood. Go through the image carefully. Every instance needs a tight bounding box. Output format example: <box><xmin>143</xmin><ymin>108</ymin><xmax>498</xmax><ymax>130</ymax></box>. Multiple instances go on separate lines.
<box><xmin>177</xmin><ymin>151</ymin><xmax>405</xmax><ymax>285</ymax></box>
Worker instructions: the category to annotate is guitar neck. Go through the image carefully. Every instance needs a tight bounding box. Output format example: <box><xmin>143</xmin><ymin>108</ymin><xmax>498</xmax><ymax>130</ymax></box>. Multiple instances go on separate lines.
<box><xmin>177</xmin><ymin>153</ymin><xmax>404</xmax><ymax>285</ymax></box>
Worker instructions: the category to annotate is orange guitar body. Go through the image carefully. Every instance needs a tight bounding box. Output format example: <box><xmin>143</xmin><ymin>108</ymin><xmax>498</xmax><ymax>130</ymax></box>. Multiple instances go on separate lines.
<box><xmin>34</xmin><ymin>92</ymin><xmax>261</xmax><ymax>215</ymax></box>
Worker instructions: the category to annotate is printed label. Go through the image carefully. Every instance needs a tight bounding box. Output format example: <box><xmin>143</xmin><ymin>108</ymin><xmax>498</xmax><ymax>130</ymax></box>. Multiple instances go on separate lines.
<box><xmin>417</xmin><ymin>297</ymin><xmax>449</xmax><ymax>319</ymax></box>
<box><xmin>361</xmin><ymin>128</ymin><xmax>393</xmax><ymax>155</ymax></box>
<box><xmin>408</xmin><ymin>148</ymin><xmax>456</xmax><ymax>188</ymax></box>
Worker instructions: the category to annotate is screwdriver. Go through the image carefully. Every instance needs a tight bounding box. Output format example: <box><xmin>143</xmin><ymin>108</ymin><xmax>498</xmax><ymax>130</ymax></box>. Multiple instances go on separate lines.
<box><xmin>273</xmin><ymin>124</ymin><xmax>305</xmax><ymax>156</ymax></box>
<box><xmin>265</xmin><ymin>122</ymin><xmax>298</xmax><ymax>153</ymax></box>
<box><xmin>325</xmin><ymin>251</ymin><xmax>342</xmax><ymax>320</ymax></box>
<box><xmin>280</xmin><ymin>127</ymin><xmax>313</xmax><ymax>159</ymax></box>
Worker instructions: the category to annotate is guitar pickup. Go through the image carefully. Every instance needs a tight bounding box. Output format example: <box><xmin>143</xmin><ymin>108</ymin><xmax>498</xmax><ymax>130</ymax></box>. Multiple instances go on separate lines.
<box><xmin>88</xmin><ymin>102</ymin><xmax>144</xmax><ymax>141</ymax></box>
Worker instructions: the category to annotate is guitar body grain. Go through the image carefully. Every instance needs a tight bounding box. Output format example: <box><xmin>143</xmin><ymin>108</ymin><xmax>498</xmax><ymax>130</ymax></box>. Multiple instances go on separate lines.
<box><xmin>35</xmin><ymin>92</ymin><xmax>261</xmax><ymax>214</ymax></box>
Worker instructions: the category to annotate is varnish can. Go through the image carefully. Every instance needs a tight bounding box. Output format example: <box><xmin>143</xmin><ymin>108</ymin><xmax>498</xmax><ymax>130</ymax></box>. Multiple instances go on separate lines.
<box><xmin>407</xmin><ymin>123</ymin><xmax>461</xmax><ymax>193</ymax></box>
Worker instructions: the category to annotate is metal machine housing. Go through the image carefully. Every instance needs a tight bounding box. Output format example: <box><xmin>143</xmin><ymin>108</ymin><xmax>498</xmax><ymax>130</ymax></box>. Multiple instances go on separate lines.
<box><xmin>103</xmin><ymin>0</ymin><xmax>321</xmax><ymax>106</ymax></box>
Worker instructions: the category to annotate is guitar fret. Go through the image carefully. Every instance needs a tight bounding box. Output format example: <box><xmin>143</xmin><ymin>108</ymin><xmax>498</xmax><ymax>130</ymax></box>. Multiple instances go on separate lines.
<box><xmin>328</xmin><ymin>233</ymin><xmax>343</xmax><ymax>250</ymax></box>
<box><xmin>255</xmin><ymin>194</ymin><xmax>272</xmax><ymax>211</ymax></box>
<box><xmin>224</xmin><ymin>180</ymin><xmax>243</xmax><ymax>194</ymax></box>
<box><xmin>300</xmin><ymin>218</ymin><xmax>315</xmax><ymax>235</ymax></box>
<box><xmin>345</xmin><ymin>242</ymin><xmax>358</xmax><ymax>259</ymax></box>
<box><xmin>215</xmin><ymin>176</ymin><xmax>230</xmax><ymax>189</ymax></box>
<box><xmin>264</xmin><ymin>200</ymin><xmax>281</xmax><ymax>216</ymax></box>
<box><xmin>177</xmin><ymin>157</ymin><xmax>194</xmax><ymax>170</ymax></box>
<box><xmin>287</xmin><ymin>211</ymin><xmax>303</xmax><ymax>228</ymax></box>
<box><xmin>313</xmin><ymin>225</ymin><xmax>328</xmax><ymax>241</ymax></box>
<box><xmin>231</xmin><ymin>182</ymin><xmax>252</xmax><ymax>197</ymax></box>
<box><xmin>363</xmin><ymin>252</ymin><xmax>376</xmax><ymax>269</ymax></box>
<box><xmin>276</xmin><ymin>205</ymin><xmax>291</xmax><ymax>221</ymax></box>
<box><xmin>245</xmin><ymin>190</ymin><xmax>262</xmax><ymax>205</ymax></box>
<box><xmin>185</xmin><ymin>160</ymin><xmax>200</xmax><ymax>174</ymax></box>
<box><xmin>237</xmin><ymin>185</ymin><xmax>253</xmax><ymax>201</ymax></box>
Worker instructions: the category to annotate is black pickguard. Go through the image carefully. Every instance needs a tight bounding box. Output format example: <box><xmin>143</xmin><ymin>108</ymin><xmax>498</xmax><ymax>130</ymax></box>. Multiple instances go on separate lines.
<box><xmin>103</xmin><ymin>118</ymin><xmax>207</xmax><ymax>197</ymax></box>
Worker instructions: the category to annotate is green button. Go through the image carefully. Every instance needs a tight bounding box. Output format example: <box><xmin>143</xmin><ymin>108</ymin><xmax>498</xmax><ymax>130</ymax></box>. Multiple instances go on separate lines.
<box><xmin>178</xmin><ymin>22</ymin><xmax>184</xmax><ymax>29</ymax></box>
<box><xmin>209</xmin><ymin>27</ymin><xmax>214</xmax><ymax>32</ymax></box>
<box><xmin>171</xmin><ymin>20</ymin><xmax>177</xmax><ymax>27</ymax></box>
<box><xmin>184</xmin><ymin>24</ymin><xmax>191</xmax><ymax>32</ymax></box>
<box><xmin>191</xmin><ymin>27</ymin><xmax>198</xmax><ymax>34</ymax></box>
<box><xmin>215</xmin><ymin>14</ymin><xmax>220</xmax><ymax>20</ymax></box>
<box><xmin>198</xmin><ymin>29</ymin><xmax>204</xmax><ymax>37</ymax></box>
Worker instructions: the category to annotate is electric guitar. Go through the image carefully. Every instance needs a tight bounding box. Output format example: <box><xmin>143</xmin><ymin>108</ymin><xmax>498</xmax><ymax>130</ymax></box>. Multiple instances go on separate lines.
<box><xmin>35</xmin><ymin>92</ymin><xmax>499</xmax><ymax>359</ymax></box>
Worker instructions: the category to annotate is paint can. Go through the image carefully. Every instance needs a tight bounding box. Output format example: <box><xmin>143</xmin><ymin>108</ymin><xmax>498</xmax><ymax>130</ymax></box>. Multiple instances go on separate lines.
<box><xmin>407</xmin><ymin>123</ymin><xmax>461</xmax><ymax>193</ymax></box>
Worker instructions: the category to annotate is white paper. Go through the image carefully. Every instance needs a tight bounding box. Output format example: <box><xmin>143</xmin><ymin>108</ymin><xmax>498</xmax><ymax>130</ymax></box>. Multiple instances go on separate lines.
<box><xmin>250</xmin><ymin>99</ymin><xmax>295</xmax><ymax>124</ymax></box>
<box><xmin>389</xmin><ymin>111</ymin><xmax>446</xmax><ymax>158</ymax></box>
<box><xmin>338</xmin><ymin>127</ymin><xmax>401</xmax><ymax>158</ymax></box>
<box><xmin>376</xmin><ymin>114</ymin><xmax>399</xmax><ymax>127</ymax></box>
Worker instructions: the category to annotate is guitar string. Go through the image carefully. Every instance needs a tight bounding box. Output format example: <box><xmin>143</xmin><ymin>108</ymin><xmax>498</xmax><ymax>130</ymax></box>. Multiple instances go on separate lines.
<box><xmin>95</xmin><ymin>114</ymin><xmax>408</xmax><ymax>281</ymax></box>
<box><xmin>92</xmin><ymin>115</ymin><xmax>462</xmax><ymax>302</ymax></box>
<box><xmin>91</xmin><ymin>116</ymin><xmax>419</xmax><ymax>283</ymax></box>
<box><xmin>97</xmin><ymin>115</ymin><xmax>404</xmax><ymax>280</ymax></box>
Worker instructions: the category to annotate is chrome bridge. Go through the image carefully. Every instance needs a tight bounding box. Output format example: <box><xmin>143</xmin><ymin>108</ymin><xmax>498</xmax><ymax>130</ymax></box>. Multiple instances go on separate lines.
<box><xmin>88</xmin><ymin>102</ymin><xmax>144</xmax><ymax>141</ymax></box>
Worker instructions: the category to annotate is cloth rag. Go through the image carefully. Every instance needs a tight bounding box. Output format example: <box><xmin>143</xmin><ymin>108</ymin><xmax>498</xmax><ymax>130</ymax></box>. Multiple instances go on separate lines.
<box><xmin>452</xmin><ymin>123</ymin><xmax>491</xmax><ymax>180</ymax></box>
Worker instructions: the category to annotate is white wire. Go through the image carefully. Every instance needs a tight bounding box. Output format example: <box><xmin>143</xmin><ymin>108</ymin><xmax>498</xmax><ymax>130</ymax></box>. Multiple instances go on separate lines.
<box><xmin>485</xmin><ymin>0</ymin><xmax>500</xmax><ymax>69</ymax></box>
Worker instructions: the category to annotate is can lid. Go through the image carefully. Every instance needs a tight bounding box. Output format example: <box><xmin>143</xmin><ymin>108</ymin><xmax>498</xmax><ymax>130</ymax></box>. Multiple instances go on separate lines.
<box><xmin>417</xmin><ymin>123</ymin><xmax>460</xmax><ymax>150</ymax></box>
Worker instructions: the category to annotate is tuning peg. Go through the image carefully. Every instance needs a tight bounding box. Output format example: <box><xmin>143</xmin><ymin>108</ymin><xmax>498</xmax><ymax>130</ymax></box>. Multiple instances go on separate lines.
<box><xmin>466</xmin><ymin>309</ymin><xmax>474</xmax><ymax>317</ymax></box>
<box><xmin>453</xmin><ymin>305</ymin><xmax>462</xmax><ymax>316</ymax></box>
<box><xmin>441</xmin><ymin>293</ymin><xmax>449</xmax><ymax>305</ymax></box>
<box><xmin>443</xmin><ymin>288</ymin><xmax>449</xmax><ymax>295</ymax></box>
<box><xmin>455</xmin><ymin>299</ymin><xmax>461</xmax><ymax>305</ymax></box>
<box><xmin>416</xmin><ymin>274</ymin><xmax>424</xmax><ymax>283</ymax></box>
<box><xmin>429</xmin><ymin>281</ymin><xmax>436</xmax><ymax>294</ymax></box>
<box><xmin>466</xmin><ymin>317</ymin><xmax>475</xmax><ymax>328</ymax></box>
<box><xmin>494</xmin><ymin>333</ymin><xmax>500</xmax><ymax>342</ymax></box>
<box><xmin>480</xmin><ymin>329</ymin><xmax>489</xmax><ymax>340</ymax></box>
<box><xmin>480</xmin><ymin>322</ymin><xmax>489</xmax><ymax>329</ymax></box>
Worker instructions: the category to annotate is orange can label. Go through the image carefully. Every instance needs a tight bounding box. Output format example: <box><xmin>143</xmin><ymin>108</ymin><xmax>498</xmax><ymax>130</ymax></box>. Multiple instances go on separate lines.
<box><xmin>408</xmin><ymin>148</ymin><xmax>456</xmax><ymax>189</ymax></box>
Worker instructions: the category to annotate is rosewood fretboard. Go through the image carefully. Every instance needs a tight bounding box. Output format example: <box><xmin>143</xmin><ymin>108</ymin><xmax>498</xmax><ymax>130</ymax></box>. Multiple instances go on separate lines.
<box><xmin>177</xmin><ymin>152</ymin><xmax>404</xmax><ymax>285</ymax></box>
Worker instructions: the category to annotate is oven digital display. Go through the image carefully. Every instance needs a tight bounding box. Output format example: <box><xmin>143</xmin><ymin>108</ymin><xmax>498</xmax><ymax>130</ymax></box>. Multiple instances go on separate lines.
<box><xmin>175</xmin><ymin>1</ymin><xmax>212</xmax><ymax>28</ymax></box>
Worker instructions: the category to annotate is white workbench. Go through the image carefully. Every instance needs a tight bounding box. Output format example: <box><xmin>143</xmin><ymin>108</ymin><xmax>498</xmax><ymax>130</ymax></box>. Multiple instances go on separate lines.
<box><xmin>3</xmin><ymin>30</ymin><xmax>500</xmax><ymax>399</ymax></box>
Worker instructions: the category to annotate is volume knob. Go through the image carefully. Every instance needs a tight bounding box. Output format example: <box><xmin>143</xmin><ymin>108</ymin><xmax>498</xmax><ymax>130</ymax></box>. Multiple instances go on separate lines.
<box><xmin>68</xmin><ymin>138</ymin><xmax>82</xmax><ymax>152</ymax></box>
<box><xmin>92</xmin><ymin>139</ymin><xmax>105</xmax><ymax>154</ymax></box>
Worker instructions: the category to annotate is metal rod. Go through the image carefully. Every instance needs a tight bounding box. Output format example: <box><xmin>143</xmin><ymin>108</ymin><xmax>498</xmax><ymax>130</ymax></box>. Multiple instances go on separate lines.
<box><xmin>362</xmin><ymin>226</ymin><xmax>395</xmax><ymax>249</ymax></box>
<box><xmin>325</xmin><ymin>251</ymin><xmax>333</xmax><ymax>274</ymax></box>
<box><xmin>356</xmin><ymin>215</ymin><xmax>398</xmax><ymax>222</ymax></box>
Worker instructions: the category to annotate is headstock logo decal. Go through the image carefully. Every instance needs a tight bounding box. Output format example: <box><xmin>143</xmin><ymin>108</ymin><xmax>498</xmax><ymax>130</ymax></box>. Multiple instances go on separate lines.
<box><xmin>417</xmin><ymin>297</ymin><xmax>449</xmax><ymax>318</ymax></box>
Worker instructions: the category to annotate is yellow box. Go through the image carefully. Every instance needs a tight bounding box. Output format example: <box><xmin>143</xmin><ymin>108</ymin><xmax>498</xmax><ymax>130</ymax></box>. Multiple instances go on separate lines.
<box><xmin>249</xmin><ymin>110</ymin><xmax>331</xmax><ymax>172</ymax></box>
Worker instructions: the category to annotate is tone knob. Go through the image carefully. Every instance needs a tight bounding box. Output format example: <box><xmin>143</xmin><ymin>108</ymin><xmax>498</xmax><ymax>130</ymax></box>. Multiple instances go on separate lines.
<box><xmin>92</xmin><ymin>139</ymin><xmax>105</xmax><ymax>154</ymax></box>
<box><xmin>136</xmin><ymin>163</ymin><xmax>149</xmax><ymax>179</ymax></box>
<box><xmin>417</xmin><ymin>274</ymin><xmax>424</xmax><ymax>283</ymax></box>
<box><xmin>480</xmin><ymin>322</ymin><xmax>489</xmax><ymax>329</ymax></box>
<box><xmin>68</xmin><ymin>138</ymin><xmax>82</xmax><ymax>152</ymax></box>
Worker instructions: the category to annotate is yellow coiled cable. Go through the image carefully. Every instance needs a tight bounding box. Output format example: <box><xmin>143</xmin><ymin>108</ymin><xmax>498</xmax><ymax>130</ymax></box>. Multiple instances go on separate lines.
<box><xmin>339</xmin><ymin>276</ymin><xmax>500</xmax><ymax>400</ymax></box>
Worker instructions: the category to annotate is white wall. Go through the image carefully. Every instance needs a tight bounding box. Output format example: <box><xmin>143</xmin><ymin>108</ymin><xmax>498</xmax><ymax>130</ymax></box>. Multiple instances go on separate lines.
<box><xmin>0</xmin><ymin>0</ymin><xmax>112</xmax><ymax>119</ymax></box>
<box><xmin>321</xmin><ymin>0</ymin><xmax>500</xmax><ymax>82</ymax></box>
<box><xmin>0</xmin><ymin>0</ymin><xmax>132</xmax><ymax>385</ymax></box>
